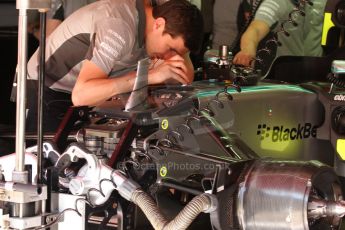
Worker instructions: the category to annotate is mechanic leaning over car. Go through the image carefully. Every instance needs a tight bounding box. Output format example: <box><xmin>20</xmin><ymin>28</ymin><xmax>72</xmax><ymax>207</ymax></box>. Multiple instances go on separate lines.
<box><xmin>232</xmin><ymin>0</ymin><xmax>326</xmax><ymax>67</ymax></box>
<box><xmin>26</xmin><ymin>0</ymin><xmax>204</xmax><ymax>132</ymax></box>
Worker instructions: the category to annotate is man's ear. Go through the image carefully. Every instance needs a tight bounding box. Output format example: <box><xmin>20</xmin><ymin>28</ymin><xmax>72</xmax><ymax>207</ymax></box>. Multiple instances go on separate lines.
<box><xmin>153</xmin><ymin>17</ymin><xmax>166</xmax><ymax>32</ymax></box>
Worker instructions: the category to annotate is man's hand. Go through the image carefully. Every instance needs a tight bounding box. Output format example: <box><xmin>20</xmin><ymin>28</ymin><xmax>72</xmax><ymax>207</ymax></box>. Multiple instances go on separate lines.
<box><xmin>148</xmin><ymin>55</ymin><xmax>192</xmax><ymax>85</ymax></box>
<box><xmin>233</xmin><ymin>49</ymin><xmax>256</xmax><ymax>67</ymax></box>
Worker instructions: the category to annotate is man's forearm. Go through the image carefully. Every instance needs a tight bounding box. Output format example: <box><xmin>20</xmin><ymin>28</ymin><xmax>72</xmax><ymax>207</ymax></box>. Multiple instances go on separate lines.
<box><xmin>72</xmin><ymin>71</ymin><xmax>136</xmax><ymax>106</ymax></box>
<box><xmin>240</xmin><ymin>27</ymin><xmax>260</xmax><ymax>55</ymax></box>
<box><xmin>241</xmin><ymin>20</ymin><xmax>270</xmax><ymax>54</ymax></box>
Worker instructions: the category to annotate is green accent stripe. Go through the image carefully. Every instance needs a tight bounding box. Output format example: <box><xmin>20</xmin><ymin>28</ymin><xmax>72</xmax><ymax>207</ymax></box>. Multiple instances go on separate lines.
<box><xmin>196</xmin><ymin>85</ymin><xmax>311</xmax><ymax>98</ymax></box>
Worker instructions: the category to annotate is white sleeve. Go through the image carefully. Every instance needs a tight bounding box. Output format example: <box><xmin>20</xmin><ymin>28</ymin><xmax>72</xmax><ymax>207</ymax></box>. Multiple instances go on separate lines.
<box><xmin>254</xmin><ymin>0</ymin><xmax>291</xmax><ymax>28</ymax></box>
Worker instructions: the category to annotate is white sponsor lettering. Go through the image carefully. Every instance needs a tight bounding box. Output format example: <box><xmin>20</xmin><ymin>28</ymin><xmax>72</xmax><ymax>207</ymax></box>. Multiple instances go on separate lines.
<box><xmin>334</xmin><ymin>95</ymin><xmax>345</xmax><ymax>101</ymax></box>
<box><xmin>104</xmin><ymin>36</ymin><xmax>123</xmax><ymax>50</ymax></box>
<box><xmin>99</xmin><ymin>49</ymin><xmax>115</xmax><ymax>61</ymax></box>
<box><xmin>107</xmin><ymin>30</ymin><xmax>126</xmax><ymax>45</ymax></box>
<box><xmin>100</xmin><ymin>41</ymin><xmax>120</xmax><ymax>59</ymax></box>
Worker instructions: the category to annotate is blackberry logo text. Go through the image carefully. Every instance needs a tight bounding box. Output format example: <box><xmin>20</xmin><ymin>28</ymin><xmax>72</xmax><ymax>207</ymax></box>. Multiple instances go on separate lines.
<box><xmin>257</xmin><ymin>123</ymin><xmax>317</xmax><ymax>142</ymax></box>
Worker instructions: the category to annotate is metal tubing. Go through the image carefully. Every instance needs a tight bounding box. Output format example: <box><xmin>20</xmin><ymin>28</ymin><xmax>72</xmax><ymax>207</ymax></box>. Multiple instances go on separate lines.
<box><xmin>15</xmin><ymin>8</ymin><xmax>28</xmax><ymax>173</ymax></box>
<box><xmin>37</xmin><ymin>10</ymin><xmax>47</xmax><ymax>184</ymax></box>
<box><xmin>0</xmin><ymin>133</ymin><xmax>78</xmax><ymax>141</ymax></box>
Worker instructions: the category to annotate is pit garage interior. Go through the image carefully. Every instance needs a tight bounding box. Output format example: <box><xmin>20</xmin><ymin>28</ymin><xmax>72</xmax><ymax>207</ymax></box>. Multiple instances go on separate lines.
<box><xmin>1</xmin><ymin>0</ymin><xmax>345</xmax><ymax>229</ymax></box>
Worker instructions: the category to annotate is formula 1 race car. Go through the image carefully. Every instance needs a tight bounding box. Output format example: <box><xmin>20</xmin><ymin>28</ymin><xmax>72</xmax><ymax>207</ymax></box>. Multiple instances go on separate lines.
<box><xmin>2</xmin><ymin>0</ymin><xmax>345</xmax><ymax>229</ymax></box>
<box><xmin>1</xmin><ymin>53</ymin><xmax>345</xmax><ymax>230</ymax></box>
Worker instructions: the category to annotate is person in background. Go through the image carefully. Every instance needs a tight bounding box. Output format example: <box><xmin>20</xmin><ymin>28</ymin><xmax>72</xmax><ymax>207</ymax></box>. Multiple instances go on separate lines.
<box><xmin>26</xmin><ymin>0</ymin><xmax>203</xmax><ymax>132</ymax></box>
<box><xmin>212</xmin><ymin>0</ymin><xmax>242</xmax><ymax>49</ymax></box>
<box><xmin>233</xmin><ymin>0</ymin><xmax>326</xmax><ymax>67</ymax></box>
<box><xmin>28</xmin><ymin>0</ymin><xmax>97</xmax><ymax>40</ymax></box>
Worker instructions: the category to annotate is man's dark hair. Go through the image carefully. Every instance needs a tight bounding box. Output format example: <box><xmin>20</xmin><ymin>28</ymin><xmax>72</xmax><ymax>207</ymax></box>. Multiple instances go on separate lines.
<box><xmin>152</xmin><ymin>0</ymin><xmax>204</xmax><ymax>54</ymax></box>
